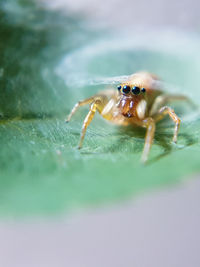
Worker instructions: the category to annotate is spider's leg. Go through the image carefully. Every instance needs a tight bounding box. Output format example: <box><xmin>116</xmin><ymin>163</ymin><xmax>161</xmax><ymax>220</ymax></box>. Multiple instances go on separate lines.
<box><xmin>141</xmin><ymin>118</ymin><xmax>156</xmax><ymax>163</ymax></box>
<box><xmin>150</xmin><ymin>94</ymin><xmax>192</xmax><ymax>116</ymax></box>
<box><xmin>153</xmin><ymin>106</ymin><xmax>180</xmax><ymax>143</ymax></box>
<box><xmin>78</xmin><ymin>100</ymin><xmax>101</xmax><ymax>149</ymax></box>
<box><xmin>66</xmin><ymin>97</ymin><xmax>94</xmax><ymax>122</ymax></box>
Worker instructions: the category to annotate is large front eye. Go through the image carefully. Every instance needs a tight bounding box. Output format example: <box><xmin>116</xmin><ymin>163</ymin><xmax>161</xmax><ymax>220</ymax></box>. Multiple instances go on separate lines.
<box><xmin>117</xmin><ymin>85</ymin><xmax>121</xmax><ymax>91</ymax></box>
<box><xmin>122</xmin><ymin>85</ymin><xmax>130</xmax><ymax>94</ymax></box>
<box><xmin>132</xmin><ymin>86</ymin><xmax>140</xmax><ymax>95</ymax></box>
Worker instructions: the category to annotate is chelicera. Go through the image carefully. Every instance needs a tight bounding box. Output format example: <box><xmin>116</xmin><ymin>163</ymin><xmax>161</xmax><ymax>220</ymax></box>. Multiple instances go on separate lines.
<box><xmin>66</xmin><ymin>72</ymin><xmax>189</xmax><ymax>163</ymax></box>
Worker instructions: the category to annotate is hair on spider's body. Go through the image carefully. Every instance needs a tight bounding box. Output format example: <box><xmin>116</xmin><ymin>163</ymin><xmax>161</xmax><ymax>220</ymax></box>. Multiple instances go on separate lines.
<box><xmin>66</xmin><ymin>71</ymin><xmax>190</xmax><ymax>163</ymax></box>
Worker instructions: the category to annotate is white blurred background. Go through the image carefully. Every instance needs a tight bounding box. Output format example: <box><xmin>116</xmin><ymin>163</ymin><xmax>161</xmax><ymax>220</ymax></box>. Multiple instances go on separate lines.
<box><xmin>40</xmin><ymin>0</ymin><xmax>200</xmax><ymax>29</ymax></box>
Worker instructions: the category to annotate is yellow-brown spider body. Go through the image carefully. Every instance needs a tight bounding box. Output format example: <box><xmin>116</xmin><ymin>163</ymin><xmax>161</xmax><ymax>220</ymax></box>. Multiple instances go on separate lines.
<box><xmin>66</xmin><ymin>72</ymin><xmax>189</xmax><ymax>162</ymax></box>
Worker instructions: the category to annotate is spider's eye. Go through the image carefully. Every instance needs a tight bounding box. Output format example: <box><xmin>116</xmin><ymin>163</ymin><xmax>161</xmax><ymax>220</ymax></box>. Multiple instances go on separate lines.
<box><xmin>132</xmin><ymin>86</ymin><xmax>140</xmax><ymax>95</ymax></box>
<box><xmin>141</xmin><ymin>88</ymin><xmax>146</xmax><ymax>93</ymax></box>
<box><xmin>117</xmin><ymin>85</ymin><xmax>121</xmax><ymax>91</ymax></box>
<box><xmin>122</xmin><ymin>85</ymin><xmax>130</xmax><ymax>94</ymax></box>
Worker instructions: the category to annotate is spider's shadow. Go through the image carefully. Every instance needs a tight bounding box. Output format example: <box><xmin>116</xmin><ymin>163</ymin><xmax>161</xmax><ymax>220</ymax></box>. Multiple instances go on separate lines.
<box><xmin>150</xmin><ymin>130</ymin><xmax>196</xmax><ymax>164</ymax></box>
<box><xmin>100</xmin><ymin>124</ymin><xmax>196</xmax><ymax>164</ymax></box>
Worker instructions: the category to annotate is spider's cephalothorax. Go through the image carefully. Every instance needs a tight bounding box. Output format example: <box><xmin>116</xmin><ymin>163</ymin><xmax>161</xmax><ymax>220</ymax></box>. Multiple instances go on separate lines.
<box><xmin>66</xmin><ymin>71</ymin><xmax>189</xmax><ymax>163</ymax></box>
<box><xmin>117</xmin><ymin>84</ymin><xmax>147</xmax><ymax>119</ymax></box>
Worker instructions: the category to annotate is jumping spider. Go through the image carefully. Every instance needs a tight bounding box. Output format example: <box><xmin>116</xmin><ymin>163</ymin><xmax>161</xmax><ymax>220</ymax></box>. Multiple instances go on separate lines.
<box><xmin>66</xmin><ymin>72</ymin><xmax>189</xmax><ymax>163</ymax></box>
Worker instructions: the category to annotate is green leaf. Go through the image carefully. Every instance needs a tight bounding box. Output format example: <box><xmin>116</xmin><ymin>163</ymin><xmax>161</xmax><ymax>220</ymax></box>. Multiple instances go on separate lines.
<box><xmin>0</xmin><ymin>1</ymin><xmax>200</xmax><ymax>216</ymax></box>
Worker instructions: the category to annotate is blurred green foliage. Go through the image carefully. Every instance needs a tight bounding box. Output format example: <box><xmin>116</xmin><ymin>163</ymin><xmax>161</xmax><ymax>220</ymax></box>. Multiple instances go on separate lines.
<box><xmin>0</xmin><ymin>0</ymin><xmax>90</xmax><ymax>117</ymax></box>
<box><xmin>0</xmin><ymin>0</ymin><xmax>200</xmax><ymax>216</ymax></box>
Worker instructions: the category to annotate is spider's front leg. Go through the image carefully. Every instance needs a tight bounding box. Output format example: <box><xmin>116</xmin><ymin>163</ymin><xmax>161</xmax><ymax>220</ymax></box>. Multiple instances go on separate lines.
<box><xmin>78</xmin><ymin>99</ymin><xmax>102</xmax><ymax>149</ymax></box>
<box><xmin>141</xmin><ymin>117</ymin><xmax>156</xmax><ymax>163</ymax></box>
<box><xmin>141</xmin><ymin>105</ymin><xmax>180</xmax><ymax>163</ymax></box>
<box><xmin>66</xmin><ymin>96</ymin><xmax>105</xmax><ymax>149</ymax></box>
<box><xmin>66</xmin><ymin>90</ymin><xmax>116</xmax><ymax>149</ymax></box>
<box><xmin>153</xmin><ymin>106</ymin><xmax>180</xmax><ymax>143</ymax></box>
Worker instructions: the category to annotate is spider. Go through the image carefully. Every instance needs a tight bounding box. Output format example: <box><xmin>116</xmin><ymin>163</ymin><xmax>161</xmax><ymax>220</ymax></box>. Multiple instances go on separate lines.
<box><xmin>66</xmin><ymin>71</ymin><xmax>189</xmax><ymax>163</ymax></box>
